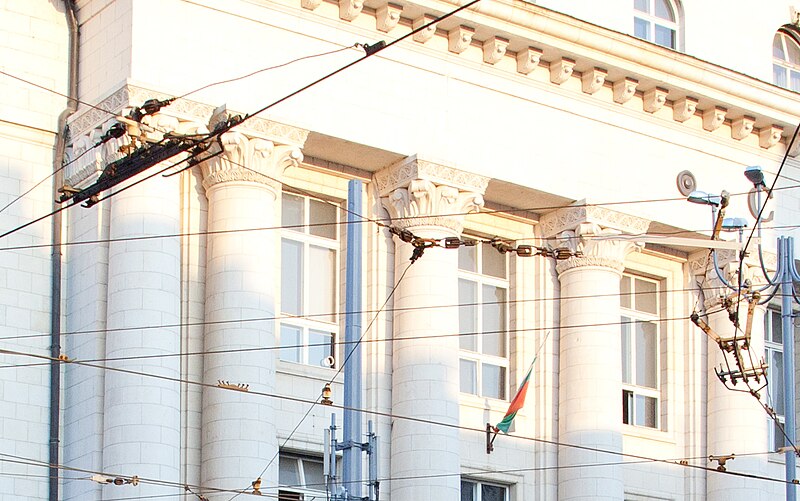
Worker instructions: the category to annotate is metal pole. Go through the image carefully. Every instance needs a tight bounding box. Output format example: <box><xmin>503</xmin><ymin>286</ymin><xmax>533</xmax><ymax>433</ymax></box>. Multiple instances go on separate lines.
<box><xmin>781</xmin><ymin>236</ymin><xmax>797</xmax><ymax>501</ymax></box>
<box><xmin>343</xmin><ymin>180</ymin><xmax>363</xmax><ymax>500</ymax></box>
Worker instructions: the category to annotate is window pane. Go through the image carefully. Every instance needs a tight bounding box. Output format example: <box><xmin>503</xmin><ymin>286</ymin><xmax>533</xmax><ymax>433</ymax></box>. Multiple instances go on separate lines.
<box><xmin>461</xmin><ymin>481</ymin><xmax>476</xmax><ymax>501</ymax></box>
<box><xmin>459</xmin><ymin>279</ymin><xmax>478</xmax><ymax>351</ymax></box>
<box><xmin>634</xmin><ymin>278</ymin><xmax>658</xmax><ymax>315</ymax></box>
<box><xmin>309</xmin><ymin>199</ymin><xmax>337</xmax><ymax>239</ymax></box>
<box><xmin>281</xmin><ymin>239</ymin><xmax>303</xmax><ymax>315</ymax></box>
<box><xmin>458</xmin><ymin>245</ymin><xmax>478</xmax><ymax>272</ymax></box>
<box><xmin>621</xmin><ymin>318</ymin><xmax>632</xmax><ymax>384</ymax></box>
<box><xmin>482</xmin><ymin>364</ymin><xmax>506</xmax><ymax>400</ymax></box>
<box><xmin>788</xmin><ymin>37</ymin><xmax>800</xmax><ymax>64</ymax></box>
<box><xmin>773</xmin><ymin>419</ymin><xmax>786</xmax><ymax>450</ymax></box>
<box><xmin>636</xmin><ymin>395</ymin><xmax>658</xmax><ymax>428</ymax></box>
<box><xmin>482</xmin><ymin>247</ymin><xmax>506</xmax><ymax>279</ymax></box>
<box><xmin>771</xmin><ymin>310</ymin><xmax>783</xmax><ymax>344</ymax></box>
<box><xmin>635</xmin><ymin>321</ymin><xmax>658</xmax><ymax>389</ymax></box>
<box><xmin>622</xmin><ymin>389</ymin><xmax>633</xmax><ymax>425</ymax></box>
<box><xmin>634</xmin><ymin>17</ymin><xmax>650</xmax><ymax>40</ymax></box>
<box><xmin>654</xmin><ymin>0</ymin><xmax>674</xmax><ymax>21</ymax></box>
<box><xmin>633</xmin><ymin>0</ymin><xmax>648</xmax><ymax>13</ymax></box>
<box><xmin>482</xmin><ymin>484</ymin><xmax>506</xmax><ymax>501</ymax></box>
<box><xmin>774</xmin><ymin>33</ymin><xmax>786</xmax><ymax>60</ymax></box>
<box><xmin>620</xmin><ymin>276</ymin><xmax>631</xmax><ymax>309</ymax></box>
<box><xmin>654</xmin><ymin>25</ymin><xmax>675</xmax><ymax>49</ymax></box>
<box><xmin>774</xmin><ymin>65</ymin><xmax>788</xmax><ymax>89</ymax></box>
<box><xmin>302</xmin><ymin>458</ymin><xmax>325</xmax><ymax>488</ymax></box>
<box><xmin>309</xmin><ymin>329</ymin><xmax>334</xmax><ymax>367</ymax></box>
<box><xmin>282</xmin><ymin>194</ymin><xmax>304</xmax><ymax>229</ymax></box>
<box><xmin>482</xmin><ymin>285</ymin><xmax>506</xmax><ymax>356</ymax></box>
<box><xmin>791</xmin><ymin>70</ymin><xmax>800</xmax><ymax>92</ymax></box>
<box><xmin>460</xmin><ymin>359</ymin><xmax>477</xmax><ymax>394</ymax></box>
<box><xmin>279</xmin><ymin>457</ymin><xmax>300</xmax><ymax>486</ymax></box>
<box><xmin>280</xmin><ymin>325</ymin><xmax>302</xmax><ymax>363</ymax></box>
<box><xmin>771</xmin><ymin>350</ymin><xmax>785</xmax><ymax>416</ymax></box>
<box><xmin>308</xmin><ymin>245</ymin><xmax>336</xmax><ymax>322</ymax></box>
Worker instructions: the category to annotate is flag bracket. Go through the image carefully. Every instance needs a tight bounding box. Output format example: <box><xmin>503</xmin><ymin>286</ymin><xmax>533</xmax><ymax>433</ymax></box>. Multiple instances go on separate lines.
<box><xmin>486</xmin><ymin>423</ymin><xmax>498</xmax><ymax>454</ymax></box>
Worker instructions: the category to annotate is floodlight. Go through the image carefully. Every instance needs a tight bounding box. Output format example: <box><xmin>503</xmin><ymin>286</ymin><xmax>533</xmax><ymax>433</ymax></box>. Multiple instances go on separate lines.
<box><xmin>744</xmin><ymin>166</ymin><xmax>766</xmax><ymax>188</ymax></box>
<box><xmin>687</xmin><ymin>190</ymin><xmax>721</xmax><ymax>206</ymax></box>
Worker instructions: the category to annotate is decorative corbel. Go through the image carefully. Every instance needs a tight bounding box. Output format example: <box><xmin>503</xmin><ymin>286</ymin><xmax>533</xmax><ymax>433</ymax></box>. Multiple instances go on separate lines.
<box><xmin>339</xmin><ymin>0</ymin><xmax>363</xmax><ymax>21</ymax></box>
<box><xmin>643</xmin><ymin>87</ymin><xmax>668</xmax><ymax>113</ymax></box>
<box><xmin>516</xmin><ymin>47</ymin><xmax>542</xmax><ymax>75</ymax></box>
<box><xmin>702</xmin><ymin>106</ymin><xmax>727</xmax><ymax>132</ymax></box>
<box><xmin>376</xmin><ymin>3</ymin><xmax>402</xmax><ymax>33</ymax></box>
<box><xmin>301</xmin><ymin>0</ymin><xmax>322</xmax><ymax>10</ymax></box>
<box><xmin>731</xmin><ymin>115</ymin><xmax>755</xmax><ymax>140</ymax></box>
<box><xmin>581</xmin><ymin>67</ymin><xmax>607</xmax><ymax>94</ymax></box>
<box><xmin>549</xmin><ymin>58</ymin><xmax>575</xmax><ymax>85</ymax></box>
<box><xmin>412</xmin><ymin>15</ymin><xmax>437</xmax><ymax>43</ymax></box>
<box><xmin>448</xmin><ymin>25</ymin><xmax>474</xmax><ymax>54</ymax></box>
<box><xmin>612</xmin><ymin>77</ymin><xmax>638</xmax><ymax>104</ymax></box>
<box><xmin>759</xmin><ymin>125</ymin><xmax>783</xmax><ymax>149</ymax></box>
<box><xmin>673</xmin><ymin>96</ymin><xmax>698</xmax><ymax>122</ymax></box>
<box><xmin>482</xmin><ymin>36</ymin><xmax>509</xmax><ymax>65</ymax></box>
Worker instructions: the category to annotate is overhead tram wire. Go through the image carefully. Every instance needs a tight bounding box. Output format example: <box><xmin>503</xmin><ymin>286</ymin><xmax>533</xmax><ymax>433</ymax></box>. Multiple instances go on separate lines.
<box><xmin>0</xmin><ymin>347</ymin><xmax>795</xmax><ymax>490</ymax></box>
<box><xmin>0</xmin><ymin>283</ymin><xmax>735</xmax><ymax>344</ymax></box>
<box><xmin>224</xmin><ymin>260</ymin><xmax>417</xmax><ymax>501</ymax></box>
<box><xmin>0</xmin><ymin>309</ymin><xmax>731</xmax><ymax>371</ymax></box>
<box><xmin>3</xmin><ymin>185</ymin><xmax>800</xmax><ymax>253</ymax></box>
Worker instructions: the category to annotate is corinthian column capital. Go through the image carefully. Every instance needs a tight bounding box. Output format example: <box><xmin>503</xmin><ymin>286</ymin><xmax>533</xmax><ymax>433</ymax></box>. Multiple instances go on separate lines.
<box><xmin>688</xmin><ymin>248</ymin><xmax>776</xmax><ymax>310</ymax></box>
<box><xmin>200</xmin><ymin>108</ymin><xmax>307</xmax><ymax>193</ymax></box>
<box><xmin>541</xmin><ymin>204</ymin><xmax>650</xmax><ymax>276</ymax></box>
<box><xmin>375</xmin><ymin>155</ymin><xmax>489</xmax><ymax>234</ymax></box>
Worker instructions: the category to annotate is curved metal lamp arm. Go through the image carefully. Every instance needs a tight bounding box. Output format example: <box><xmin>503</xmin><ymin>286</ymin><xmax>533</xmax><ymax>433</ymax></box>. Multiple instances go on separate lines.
<box><xmin>789</xmin><ymin>238</ymin><xmax>800</xmax><ymax>283</ymax></box>
<box><xmin>710</xmin><ymin>249</ymin><xmax>741</xmax><ymax>292</ymax></box>
<box><xmin>758</xmin><ymin>281</ymin><xmax>782</xmax><ymax>305</ymax></box>
<box><xmin>752</xmin><ymin>242</ymin><xmax>784</xmax><ymax>290</ymax></box>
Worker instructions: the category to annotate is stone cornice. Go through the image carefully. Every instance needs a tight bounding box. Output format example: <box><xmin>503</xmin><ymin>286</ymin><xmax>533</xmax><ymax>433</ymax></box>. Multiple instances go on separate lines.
<box><xmin>294</xmin><ymin>0</ymin><xmax>800</xmax><ymax>153</ymax></box>
<box><xmin>539</xmin><ymin>204</ymin><xmax>651</xmax><ymax>239</ymax></box>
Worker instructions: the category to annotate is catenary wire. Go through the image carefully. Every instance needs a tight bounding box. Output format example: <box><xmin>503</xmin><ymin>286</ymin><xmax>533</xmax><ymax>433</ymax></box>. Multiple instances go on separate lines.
<box><xmin>0</xmin><ymin>349</ymin><xmax>795</xmax><ymax>490</ymax></box>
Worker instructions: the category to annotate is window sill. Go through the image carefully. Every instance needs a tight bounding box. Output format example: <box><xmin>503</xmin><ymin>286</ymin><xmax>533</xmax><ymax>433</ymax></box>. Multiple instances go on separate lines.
<box><xmin>621</xmin><ymin>423</ymin><xmax>674</xmax><ymax>444</ymax></box>
<box><xmin>459</xmin><ymin>392</ymin><xmax>509</xmax><ymax>411</ymax></box>
<box><xmin>277</xmin><ymin>359</ymin><xmax>341</xmax><ymax>383</ymax></box>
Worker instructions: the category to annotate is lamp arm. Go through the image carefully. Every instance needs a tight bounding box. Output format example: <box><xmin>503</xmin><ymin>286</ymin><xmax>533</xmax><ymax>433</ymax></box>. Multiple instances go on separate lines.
<box><xmin>758</xmin><ymin>282</ymin><xmax>781</xmax><ymax>305</ymax></box>
<box><xmin>752</xmin><ymin>242</ymin><xmax>783</xmax><ymax>289</ymax></box>
<box><xmin>788</xmin><ymin>238</ymin><xmax>800</xmax><ymax>283</ymax></box>
<box><xmin>711</xmin><ymin>249</ymin><xmax>740</xmax><ymax>291</ymax></box>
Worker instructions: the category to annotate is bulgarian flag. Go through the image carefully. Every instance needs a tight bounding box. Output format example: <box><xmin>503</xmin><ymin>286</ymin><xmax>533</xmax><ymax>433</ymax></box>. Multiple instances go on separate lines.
<box><xmin>494</xmin><ymin>331</ymin><xmax>550</xmax><ymax>434</ymax></box>
<box><xmin>494</xmin><ymin>358</ymin><xmax>534</xmax><ymax>434</ymax></box>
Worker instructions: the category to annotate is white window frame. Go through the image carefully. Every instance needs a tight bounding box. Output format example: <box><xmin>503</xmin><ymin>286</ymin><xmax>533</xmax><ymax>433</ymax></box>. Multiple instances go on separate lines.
<box><xmin>461</xmin><ymin>478</ymin><xmax>509</xmax><ymax>501</ymax></box>
<box><xmin>458</xmin><ymin>241</ymin><xmax>510</xmax><ymax>401</ymax></box>
<box><xmin>773</xmin><ymin>29</ymin><xmax>800</xmax><ymax>92</ymax></box>
<box><xmin>765</xmin><ymin>307</ymin><xmax>787</xmax><ymax>451</ymax></box>
<box><xmin>621</xmin><ymin>273</ymin><xmax>661</xmax><ymax>430</ymax></box>
<box><xmin>279</xmin><ymin>192</ymin><xmax>340</xmax><ymax>368</ymax></box>
<box><xmin>278</xmin><ymin>453</ymin><xmax>334</xmax><ymax>498</ymax></box>
<box><xmin>633</xmin><ymin>0</ymin><xmax>679</xmax><ymax>49</ymax></box>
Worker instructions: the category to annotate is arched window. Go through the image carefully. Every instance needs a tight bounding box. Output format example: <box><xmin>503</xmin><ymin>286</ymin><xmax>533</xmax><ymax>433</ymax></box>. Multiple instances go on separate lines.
<box><xmin>773</xmin><ymin>28</ymin><xmax>800</xmax><ymax>91</ymax></box>
<box><xmin>633</xmin><ymin>0</ymin><xmax>679</xmax><ymax>49</ymax></box>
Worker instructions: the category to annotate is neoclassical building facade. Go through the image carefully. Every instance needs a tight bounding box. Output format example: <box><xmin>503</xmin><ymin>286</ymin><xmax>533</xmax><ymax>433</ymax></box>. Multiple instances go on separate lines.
<box><xmin>2</xmin><ymin>1</ymin><xmax>800</xmax><ymax>500</ymax></box>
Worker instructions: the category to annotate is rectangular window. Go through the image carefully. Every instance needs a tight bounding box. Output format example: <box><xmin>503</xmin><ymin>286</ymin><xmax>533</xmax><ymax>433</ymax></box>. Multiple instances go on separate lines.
<box><xmin>620</xmin><ymin>274</ymin><xmax>661</xmax><ymax>429</ymax></box>
<box><xmin>766</xmin><ymin>308</ymin><xmax>786</xmax><ymax>450</ymax></box>
<box><xmin>459</xmin><ymin>242</ymin><xmax>509</xmax><ymax>400</ymax></box>
<box><xmin>461</xmin><ymin>479</ymin><xmax>509</xmax><ymax>501</ymax></box>
<box><xmin>634</xmin><ymin>17</ymin><xmax>650</xmax><ymax>40</ymax></box>
<box><xmin>654</xmin><ymin>24</ymin><xmax>675</xmax><ymax>48</ymax></box>
<box><xmin>279</xmin><ymin>453</ymin><xmax>337</xmax><ymax>498</ymax></box>
<box><xmin>280</xmin><ymin>193</ymin><xmax>339</xmax><ymax>368</ymax></box>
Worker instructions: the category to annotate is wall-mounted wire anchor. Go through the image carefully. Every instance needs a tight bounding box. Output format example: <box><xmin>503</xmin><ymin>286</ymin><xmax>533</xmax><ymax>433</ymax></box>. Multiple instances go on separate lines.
<box><xmin>708</xmin><ymin>454</ymin><xmax>735</xmax><ymax>472</ymax></box>
<box><xmin>252</xmin><ymin>477</ymin><xmax>262</xmax><ymax>495</ymax></box>
<box><xmin>321</xmin><ymin>383</ymin><xmax>333</xmax><ymax>405</ymax></box>
<box><xmin>217</xmin><ymin>380</ymin><xmax>250</xmax><ymax>392</ymax></box>
<box><xmin>359</xmin><ymin>40</ymin><xmax>387</xmax><ymax>56</ymax></box>
<box><xmin>91</xmin><ymin>474</ymin><xmax>139</xmax><ymax>486</ymax></box>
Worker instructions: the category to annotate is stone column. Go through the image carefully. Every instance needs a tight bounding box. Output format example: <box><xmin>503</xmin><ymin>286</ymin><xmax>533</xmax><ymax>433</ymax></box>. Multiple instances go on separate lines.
<box><xmin>541</xmin><ymin>207</ymin><xmax>649</xmax><ymax>501</ymax></box>
<box><xmin>102</xmin><ymin>113</ymin><xmax>183</xmax><ymax>499</ymax></box>
<box><xmin>376</xmin><ymin>156</ymin><xmax>487</xmax><ymax>501</ymax></box>
<box><xmin>694</xmin><ymin>251</ymin><xmax>771</xmax><ymax>501</ymax></box>
<box><xmin>199</xmin><ymin>112</ymin><xmax>307</xmax><ymax>499</ymax></box>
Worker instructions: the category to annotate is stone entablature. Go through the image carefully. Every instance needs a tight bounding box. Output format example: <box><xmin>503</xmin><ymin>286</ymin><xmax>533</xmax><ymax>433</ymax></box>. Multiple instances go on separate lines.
<box><xmin>294</xmin><ymin>0</ymin><xmax>800</xmax><ymax>152</ymax></box>
<box><xmin>376</xmin><ymin>155</ymin><xmax>488</xmax><ymax>233</ymax></box>
<box><xmin>540</xmin><ymin>204</ymin><xmax>651</xmax><ymax>239</ymax></box>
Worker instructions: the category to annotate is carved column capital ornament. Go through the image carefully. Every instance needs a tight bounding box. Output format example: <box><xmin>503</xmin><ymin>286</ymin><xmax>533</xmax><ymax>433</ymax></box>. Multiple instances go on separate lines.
<box><xmin>689</xmin><ymin>248</ymin><xmax>777</xmax><ymax>310</ymax></box>
<box><xmin>540</xmin><ymin>204</ymin><xmax>650</xmax><ymax>275</ymax></box>
<box><xmin>375</xmin><ymin>155</ymin><xmax>488</xmax><ymax>234</ymax></box>
<box><xmin>554</xmin><ymin>223</ymin><xmax>643</xmax><ymax>275</ymax></box>
<box><xmin>200</xmin><ymin>108</ymin><xmax>307</xmax><ymax>193</ymax></box>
